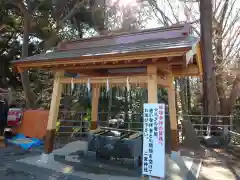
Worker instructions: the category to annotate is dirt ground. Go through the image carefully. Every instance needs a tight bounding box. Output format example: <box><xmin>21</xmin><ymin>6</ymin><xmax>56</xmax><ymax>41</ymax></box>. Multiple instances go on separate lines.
<box><xmin>199</xmin><ymin>148</ymin><xmax>240</xmax><ymax>180</ymax></box>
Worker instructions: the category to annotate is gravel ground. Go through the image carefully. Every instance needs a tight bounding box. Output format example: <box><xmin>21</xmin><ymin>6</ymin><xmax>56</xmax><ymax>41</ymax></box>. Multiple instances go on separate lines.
<box><xmin>0</xmin><ymin>145</ymin><xmax>90</xmax><ymax>180</ymax></box>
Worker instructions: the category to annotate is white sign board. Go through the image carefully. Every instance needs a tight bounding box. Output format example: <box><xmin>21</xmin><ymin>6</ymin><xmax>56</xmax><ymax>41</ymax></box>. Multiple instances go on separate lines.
<box><xmin>142</xmin><ymin>103</ymin><xmax>165</xmax><ymax>178</ymax></box>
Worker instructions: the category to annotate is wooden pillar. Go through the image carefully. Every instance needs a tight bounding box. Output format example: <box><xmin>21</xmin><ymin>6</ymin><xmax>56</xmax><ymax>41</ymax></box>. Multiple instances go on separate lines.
<box><xmin>91</xmin><ymin>85</ymin><xmax>100</xmax><ymax>130</ymax></box>
<box><xmin>147</xmin><ymin>65</ymin><xmax>158</xmax><ymax>103</ymax></box>
<box><xmin>167</xmin><ymin>74</ymin><xmax>179</xmax><ymax>151</ymax></box>
<box><xmin>141</xmin><ymin>65</ymin><xmax>158</xmax><ymax>180</ymax></box>
<box><xmin>44</xmin><ymin>71</ymin><xmax>63</xmax><ymax>154</ymax></box>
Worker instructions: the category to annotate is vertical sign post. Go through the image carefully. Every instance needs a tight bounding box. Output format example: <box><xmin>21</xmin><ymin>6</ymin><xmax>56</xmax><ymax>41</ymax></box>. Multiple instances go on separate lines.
<box><xmin>142</xmin><ymin>103</ymin><xmax>165</xmax><ymax>179</ymax></box>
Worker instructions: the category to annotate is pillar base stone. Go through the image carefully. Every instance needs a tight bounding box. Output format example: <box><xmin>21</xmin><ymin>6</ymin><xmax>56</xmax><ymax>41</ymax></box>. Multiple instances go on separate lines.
<box><xmin>37</xmin><ymin>153</ymin><xmax>54</xmax><ymax>164</ymax></box>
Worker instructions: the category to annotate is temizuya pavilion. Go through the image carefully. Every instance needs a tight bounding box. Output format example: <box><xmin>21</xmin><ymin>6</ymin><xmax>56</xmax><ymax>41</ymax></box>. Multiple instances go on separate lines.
<box><xmin>12</xmin><ymin>24</ymin><xmax>203</xmax><ymax>155</ymax></box>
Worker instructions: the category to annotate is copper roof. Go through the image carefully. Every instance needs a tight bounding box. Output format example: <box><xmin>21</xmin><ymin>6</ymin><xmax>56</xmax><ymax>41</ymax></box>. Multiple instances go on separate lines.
<box><xmin>14</xmin><ymin>36</ymin><xmax>198</xmax><ymax>63</ymax></box>
<box><xmin>12</xmin><ymin>24</ymin><xmax>199</xmax><ymax>64</ymax></box>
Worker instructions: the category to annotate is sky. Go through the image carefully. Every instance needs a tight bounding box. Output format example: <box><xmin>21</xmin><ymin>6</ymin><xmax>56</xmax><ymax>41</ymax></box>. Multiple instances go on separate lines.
<box><xmin>143</xmin><ymin>0</ymin><xmax>240</xmax><ymax>63</ymax></box>
<box><xmin>146</xmin><ymin>0</ymin><xmax>240</xmax><ymax>29</ymax></box>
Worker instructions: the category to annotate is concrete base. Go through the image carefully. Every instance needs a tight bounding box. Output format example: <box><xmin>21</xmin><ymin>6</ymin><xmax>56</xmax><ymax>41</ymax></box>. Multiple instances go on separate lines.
<box><xmin>18</xmin><ymin>154</ymin><xmax>200</xmax><ymax>180</ymax></box>
<box><xmin>17</xmin><ymin>141</ymin><xmax>201</xmax><ymax>180</ymax></box>
<box><xmin>52</xmin><ymin>140</ymin><xmax>88</xmax><ymax>156</ymax></box>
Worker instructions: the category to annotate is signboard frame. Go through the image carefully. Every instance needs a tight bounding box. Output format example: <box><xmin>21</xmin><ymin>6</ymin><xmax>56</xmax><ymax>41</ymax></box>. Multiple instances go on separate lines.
<box><xmin>142</xmin><ymin>103</ymin><xmax>166</xmax><ymax>179</ymax></box>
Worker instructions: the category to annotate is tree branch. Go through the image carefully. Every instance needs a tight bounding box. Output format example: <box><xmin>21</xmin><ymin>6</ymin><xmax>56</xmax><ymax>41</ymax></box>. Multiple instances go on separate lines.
<box><xmin>219</xmin><ymin>0</ymin><xmax>229</xmax><ymax>26</ymax></box>
<box><xmin>43</xmin><ymin>0</ymin><xmax>90</xmax><ymax>51</ymax></box>
<box><xmin>147</xmin><ymin>0</ymin><xmax>172</xmax><ymax>26</ymax></box>
<box><xmin>222</xmin><ymin>0</ymin><xmax>237</xmax><ymax>32</ymax></box>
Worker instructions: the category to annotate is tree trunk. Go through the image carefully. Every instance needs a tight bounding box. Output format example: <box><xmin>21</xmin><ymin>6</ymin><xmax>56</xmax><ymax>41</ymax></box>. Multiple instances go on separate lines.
<box><xmin>124</xmin><ymin>87</ymin><xmax>129</xmax><ymax>128</ymax></box>
<box><xmin>200</xmin><ymin>0</ymin><xmax>218</xmax><ymax>134</ymax></box>
<box><xmin>174</xmin><ymin>79</ymin><xmax>179</xmax><ymax>113</ymax></box>
<box><xmin>221</xmin><ymin>75</ymin><xmax>240</xmax><ymax>124</ymax></box>
<box><xmin>107</xmin><ymin>88</ymin><xmax>113</xmax><ymax>121</ymax></box>
<box><xmin>186</xmin><ymin>78</ymin><xmax>191</xmax><ymax>113</ymax></box>
<box><xmin>20</xmin><ymin>14</ymin><xmax>37</xmax><ymax>108</ymax></box>
<box><xmin>179</xmin><ymin>78</ymin><xmax>188</xmax><ymax>114</ymax></box>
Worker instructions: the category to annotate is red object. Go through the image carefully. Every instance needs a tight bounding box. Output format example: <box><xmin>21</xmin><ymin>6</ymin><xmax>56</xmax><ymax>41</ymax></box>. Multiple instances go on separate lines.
<box><xmin>7</xmin><ymin>108</ymin><xmax>23</xmax><ymax>127</ymax></box>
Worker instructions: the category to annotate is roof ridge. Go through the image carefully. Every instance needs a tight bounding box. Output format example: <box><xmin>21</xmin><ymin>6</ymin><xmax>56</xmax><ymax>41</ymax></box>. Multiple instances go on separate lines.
<box><xmin>56</xmin><ymin>24</ymin><xmax>192</xmax><ymax>51</ymax></box>
<box><xmin>55</xmin><ymin>35</ymin><xmax>197</xmax><ymax>53</ymax></box>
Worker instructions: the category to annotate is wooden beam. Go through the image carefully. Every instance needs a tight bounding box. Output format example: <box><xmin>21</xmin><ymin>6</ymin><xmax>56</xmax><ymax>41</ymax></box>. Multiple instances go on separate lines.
<box><xmin>91</xmin><ymin>85</ymin><xmax>100</xmax><ymax>130</ymax></box>
<box><xmin>147</xmin><ymin>65</ymin><xmax>158</xmax><ymax>103</ymax></box>
<box><xmin>196</xmin><ymin>43</ymin><xmax>203</xmax><ymax>79</ymax></box>
<box><xmin>64</xmin><ymin>59</ymin><xmax>184</xmax><ymax>75</ymax></box>
<box><xmin>45</xmin><ymin>71</ymin><xmax>63</xmax><ymax>154</ymax></box>
<box><xmin>167</xmin><ymin>74</ymin><xmax>179</xmax><ymax>151</ymax></box>
<box><xmin>172</xmin><ymin>64</ymin><xmax>199</xmax><ymax>77</ymax></box>
<box><xmin>54</xmin><ymin>63</ymin><xmax>147</xmax><ymax>71</ymax></box>
<box><xmin>67</xmin><ymin>71</ymin><xmax>103</xmax><ymax>76</ymax></box>
<box><xmin>17</xmin><ymin>67</ymin><xmax>25</xmax><ymax>73</ymax></box>
<box><xmin>67</xmin><ymin>71</ymin><xmax>145</xmax><ymax>77</ymax></box>
<box><xmin>59</xmin><ymin>75</ymin><xmax>169</xmax><ymax>87</ymax></box>
<box><xmin>156</xmin><ymin>58</ymin><xmax>184</xmax><ymax>74</ymax></box>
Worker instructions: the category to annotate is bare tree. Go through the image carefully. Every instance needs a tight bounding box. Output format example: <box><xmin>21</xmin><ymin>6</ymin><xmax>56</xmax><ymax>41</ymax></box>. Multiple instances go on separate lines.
<box><xmin>149</xmin><ymin>0</ymin><xmax>240</xmax><ymax>125</ymax></box>
<box><xmin>212</xmin><ymin>0</ymin><xmax>240</xmax><ymax>124</ymax></box>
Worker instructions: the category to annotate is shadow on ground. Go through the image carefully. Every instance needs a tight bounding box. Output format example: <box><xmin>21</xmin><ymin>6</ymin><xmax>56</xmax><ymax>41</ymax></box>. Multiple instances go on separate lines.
<box><xmin>199</xmin><ymin>146</ymin><xmax>240</xmax><ymax>180</ymax></box>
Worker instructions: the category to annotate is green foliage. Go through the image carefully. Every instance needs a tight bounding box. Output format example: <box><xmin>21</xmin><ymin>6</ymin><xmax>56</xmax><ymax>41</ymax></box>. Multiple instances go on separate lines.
<box><xmin>0</xmin><ymin>0</ymin><xmax>107</xmax><ymax>104</ymax></box>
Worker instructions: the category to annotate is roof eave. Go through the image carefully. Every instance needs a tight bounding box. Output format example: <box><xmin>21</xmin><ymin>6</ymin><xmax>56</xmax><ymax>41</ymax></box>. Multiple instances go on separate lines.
<box><xmin>12</xmin><ymin>47</ymin><xmax>192</xmax><ymax>72</ymax></box>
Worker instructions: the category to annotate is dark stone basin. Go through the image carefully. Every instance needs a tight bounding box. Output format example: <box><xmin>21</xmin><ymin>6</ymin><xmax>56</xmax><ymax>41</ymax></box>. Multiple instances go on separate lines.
<box><xmin>87</xmin><ymin>128</ymin><xmax>142</xmax><ymax>167</ymax></box>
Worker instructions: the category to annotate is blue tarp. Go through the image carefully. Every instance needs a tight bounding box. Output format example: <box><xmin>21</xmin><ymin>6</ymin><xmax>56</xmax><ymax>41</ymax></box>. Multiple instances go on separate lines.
<box><xmin>7</xmin><ymin>134</ymin><xmax>43</xmax><ymax>149</ymax></box>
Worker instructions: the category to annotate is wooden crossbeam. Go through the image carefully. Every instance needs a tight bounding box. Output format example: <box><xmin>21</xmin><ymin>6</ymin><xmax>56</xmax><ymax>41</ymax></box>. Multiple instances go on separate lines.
<box><xmin>59</xmin><ymin>75</ymin><xmax>169</xmax><ymax>87</ymax></box>
<box><xmin>53</xmin><ymin>63</ymin><xmax>147</xmax><ymax>71</ymax></box>
<box><xmin>173</xmin><ymin>64</ymin><xmax>199</xmax><ymax>77</ymax></box>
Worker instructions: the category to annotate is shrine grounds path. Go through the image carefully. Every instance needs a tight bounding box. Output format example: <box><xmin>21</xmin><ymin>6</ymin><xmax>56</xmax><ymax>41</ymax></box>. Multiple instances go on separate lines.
<box><xmin>1</xmin><ymin>144</ymin><xmax>240</xmax><ymax>180</ymax></box>
<box><xmin>0</xmin><ymin>145</ymin><xmax>89</xmax><ymax>180</ymax></box>
<box><xmin>198</xmin><ymin>147</ymin><xmax>240</xmax><ymax>180</ymax></box>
